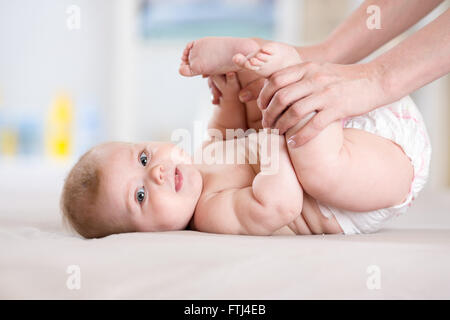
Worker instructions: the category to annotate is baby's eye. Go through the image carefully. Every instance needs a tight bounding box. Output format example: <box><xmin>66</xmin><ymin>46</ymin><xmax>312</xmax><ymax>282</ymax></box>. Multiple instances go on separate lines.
<box><xmin>139</xmin><ymin>151</ymin><xmax>148</xmax><ymax>166</ymax></box>
<box><xmin>136</xmin><ymin>187</ymin><xmax>145</xmax><ymax>203</ymax></box>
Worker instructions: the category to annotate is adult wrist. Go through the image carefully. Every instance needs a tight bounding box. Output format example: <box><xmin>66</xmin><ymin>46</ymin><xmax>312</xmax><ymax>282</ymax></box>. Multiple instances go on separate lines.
<box><xmin>296</xmin><ymin>42</ymin><xmax>332</xmax><ymax>63</ymax></box>
<box><xmin>366</xmin><ymin>59</ymin><xmax>399</xmax><ymax>105</ymax></box>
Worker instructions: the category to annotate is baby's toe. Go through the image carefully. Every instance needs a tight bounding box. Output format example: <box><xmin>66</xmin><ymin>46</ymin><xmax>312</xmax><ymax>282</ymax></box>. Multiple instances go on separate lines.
<box><xmin>180</xmin><ymin>41</ymin><xmax>194</xmax><ymax>62</ymax></box>
<box><xmin>232</xmin><ymin>53</ymin><xmax>248</xmax><ymax>68</ymax></box>
<box><xmin>260</xmin><ymin>42</ymin><xmax>278</xmax><ymax>55</ymax></box>
<box><xmin>249</xmin><ymin>57</ymin><xmax>264</xmax><ymax>67</ymax></box>
<box><xmin>244</xmin><ymin>59</ymin><xmax>260</xmax><ymax>71</ymax></box>
<box><xmin>255</xmin><ymin>52</ymin><xmax>270</xmax><ymax>62</ymax></box>
<box><xmin>179</xmin><ymin>63</ymin><xmax>194</xmax><ymax>77</ymax></box>
<box><xmin>184</xmin><ymin>41</ymin><xmax>194</xmax><ymax>53</ymax></box>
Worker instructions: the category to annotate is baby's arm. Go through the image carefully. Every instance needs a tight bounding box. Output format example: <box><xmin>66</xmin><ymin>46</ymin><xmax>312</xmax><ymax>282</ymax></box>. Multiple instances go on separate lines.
<box><xmin>207</xmin><ymin>73</ymin><xmax>248</xmax><ymax>138</ymax></box>
<box><xmin>194</xmin><ymin>133</ymin><xmax>303</xmax><ymax>235</ymax></box>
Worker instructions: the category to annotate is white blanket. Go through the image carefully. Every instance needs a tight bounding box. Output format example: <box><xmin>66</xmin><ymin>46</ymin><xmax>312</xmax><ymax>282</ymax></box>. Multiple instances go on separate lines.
<box><xmin>1</xmin><ymin>224</ymin><xmax>450</xmax><ymax>299</ymax></box>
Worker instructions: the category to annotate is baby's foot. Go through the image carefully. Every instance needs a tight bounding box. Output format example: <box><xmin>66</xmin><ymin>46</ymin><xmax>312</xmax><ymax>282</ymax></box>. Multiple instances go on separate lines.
<box><xmin>232</xmin><ymin>42</ymin><xmax>302</xmax><ymax>78</ymax></box>
<box><xmin>179</xmin><ymin>37</ymin><xmax>260</xmax><ymax>77</ymax></box>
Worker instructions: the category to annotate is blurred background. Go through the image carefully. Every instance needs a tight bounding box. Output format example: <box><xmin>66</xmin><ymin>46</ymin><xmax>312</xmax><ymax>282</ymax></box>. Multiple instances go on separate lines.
<box><xmin>0</xmin><ymin>0</ymin><xmax>449</xmax><ymax>230</ymax></box>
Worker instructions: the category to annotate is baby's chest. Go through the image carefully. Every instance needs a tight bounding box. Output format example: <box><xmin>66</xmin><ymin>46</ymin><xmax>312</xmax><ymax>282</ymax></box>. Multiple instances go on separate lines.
<box><xmin>204</xmin><ymin>164</ymin><xmax>255</xmax><ymax>193</ymax></box>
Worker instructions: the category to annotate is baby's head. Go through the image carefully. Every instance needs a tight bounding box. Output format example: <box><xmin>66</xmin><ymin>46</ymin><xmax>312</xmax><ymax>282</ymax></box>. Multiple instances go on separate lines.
<box><xmin>60</xmin><ymin>141</ymin><xmax>202</xmax><ymax>238</ymax></box>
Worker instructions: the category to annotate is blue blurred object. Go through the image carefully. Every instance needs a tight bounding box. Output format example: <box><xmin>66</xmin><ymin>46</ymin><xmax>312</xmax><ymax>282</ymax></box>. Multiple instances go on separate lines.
<box><xmin>138</xmin><ymin>0</ymin><xmax>275</xmax><ymax>40</ymax></box>
<box><xmin>0</xmin><ymin>108</ymin><xmax>42</xmax><ymax>157</ymax></box>
<box><xmin>17</xmin><ymin>111</ymin><xmax>42</xmax><ymax>156</ymax></box>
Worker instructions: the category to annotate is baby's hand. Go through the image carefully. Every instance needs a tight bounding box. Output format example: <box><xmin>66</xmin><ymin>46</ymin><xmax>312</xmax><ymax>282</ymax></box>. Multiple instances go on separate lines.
<box><xmin>209</xmin><ymin>72</ymin><xmax>242</xmax><ymax>105</ymax></box>
<box><xmin>206</xmin><ymin>72</ymin><xmax>247</xmax><ymax>134</ymax></box>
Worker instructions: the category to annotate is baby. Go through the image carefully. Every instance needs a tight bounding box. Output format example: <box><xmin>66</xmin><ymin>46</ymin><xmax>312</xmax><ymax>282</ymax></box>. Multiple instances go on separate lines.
<box><xmin>61</xmin><ymin>37</ymin><xmax>431</xmax><ymax>238</ymax></box>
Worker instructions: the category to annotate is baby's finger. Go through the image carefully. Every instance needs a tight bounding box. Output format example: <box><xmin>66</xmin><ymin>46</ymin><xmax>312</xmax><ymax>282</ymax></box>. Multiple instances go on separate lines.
<box><xmin>212</xmin><ymin>86</ymin><xmax>221</xmax><ymax>105</ymax></box>
<box><xmin>225</xmin><ymin>72</ymin><xmax>240</xmax><ymax>90</ymax></box>
<box><xmin>211</xmin><ymin>74</ymin><xmax>227</xmax><ymax>91</ymax></box>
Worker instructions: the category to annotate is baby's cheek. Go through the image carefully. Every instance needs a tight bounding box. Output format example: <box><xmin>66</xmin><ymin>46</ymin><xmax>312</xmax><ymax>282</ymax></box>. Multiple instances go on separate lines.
<box><xmin>153</xmin><ymin>195</ymin><xmax>189</xmax><ymax>229</ymax></box>
<box><xmin>168</xmin><ymin>146</ymin><xmax>192</xmax><ymax>165</ymax></box>
<box><xmin>152</xmin><ymin>198</ymin><xmax>168</xmax><ymax>217</ymax></box>
<box><xmin>152</xmin><ymin>195</ymin><xmax>177</xmax><ymax>218</ymax></box>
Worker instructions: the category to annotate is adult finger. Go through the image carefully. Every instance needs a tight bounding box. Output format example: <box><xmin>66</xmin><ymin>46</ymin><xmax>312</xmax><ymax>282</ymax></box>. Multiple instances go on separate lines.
<box><xmin>262</xmin><ymin>80</ymin><xmax>315</xmax><ymax>128</ymax></box>
<box><xmin>270</xmin><ymin>93</ymin><xmax>322</xmax><ymax>134</ymax></box>
<box><xmin>258</xmin><ymin>63</ymin><xmax>309</xmax><ymax>110</ymax></box>
<box><xmin>287</xmin><ymin>107</ymin><xmax>341</xmax><ymax>148</ymax></box>
<box><xmin>225</xmin><ymin>72</ymin><xmax>240</xmax><ymax>91</ymax></box>
<box><xmin>238</xmin><ymin>77</ymin><xmax>266</xmax><ymax>102</ymax></box>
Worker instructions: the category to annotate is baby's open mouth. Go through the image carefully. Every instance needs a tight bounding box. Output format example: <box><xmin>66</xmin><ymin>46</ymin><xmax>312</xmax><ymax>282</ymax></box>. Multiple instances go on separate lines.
<box><xmin>175</xmin><ymin>167</ymin><xmax>183</xmax><ymax>192</ymax></box>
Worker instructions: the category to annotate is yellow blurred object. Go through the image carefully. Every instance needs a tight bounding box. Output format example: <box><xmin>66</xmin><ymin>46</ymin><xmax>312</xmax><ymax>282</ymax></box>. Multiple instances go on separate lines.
<box><xmin>0</xmin><ymin>128</ymin><xmax>18</xmax><ymax>156</ymax></box>
<box><xmin>45</xmin><ymin>93</ymin><xmax>73</xmax><ymax>158</ymax></box>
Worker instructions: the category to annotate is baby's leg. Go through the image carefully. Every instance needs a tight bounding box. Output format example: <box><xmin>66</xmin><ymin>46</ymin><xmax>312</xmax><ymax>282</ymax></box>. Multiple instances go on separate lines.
<box><xmin>227</xmin><ymin>41</ymin><xmax>412</xmax><ymax>211</ymax></box>
<box><xmin>285</xmin><ymin>119</ymin><xmax>414</xmax><ymax>212</ymax></box>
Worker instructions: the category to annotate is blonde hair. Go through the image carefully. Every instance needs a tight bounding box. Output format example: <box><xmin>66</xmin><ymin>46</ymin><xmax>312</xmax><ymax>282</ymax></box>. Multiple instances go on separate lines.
<box><xmin>60</xmin><ymin>145</ymin><xmax>127</xmax><ymax>238</ymax></box>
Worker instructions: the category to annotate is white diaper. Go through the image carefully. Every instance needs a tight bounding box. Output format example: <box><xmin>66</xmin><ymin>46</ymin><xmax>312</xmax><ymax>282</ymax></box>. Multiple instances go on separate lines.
<box><xmin>317</xmin><ymin>95</ymin><xmax>431</xmax><ymax>234</ymax></box>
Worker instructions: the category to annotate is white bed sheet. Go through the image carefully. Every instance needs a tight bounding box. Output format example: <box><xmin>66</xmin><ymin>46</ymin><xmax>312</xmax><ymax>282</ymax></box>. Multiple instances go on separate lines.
<box><xmin>1</xmin><ymin>225</ymin><xmax>450</xmax><ymax>299</ymax></box>
<box><xmin>1</xmin><ymin>177</ymin><xmax>450</xmax><ymax>299</ymax></box>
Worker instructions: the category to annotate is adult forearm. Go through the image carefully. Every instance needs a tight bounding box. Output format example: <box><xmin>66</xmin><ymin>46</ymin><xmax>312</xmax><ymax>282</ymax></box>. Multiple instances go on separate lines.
<box><xmin>371</xmin><ymin>9</ymin><xmax>450</xmax><ymax>102</ymax></box>
<box><xmin>298</xmin><ymin>0</ymin><xmax>444</xmax><ymax>64</ymax></box>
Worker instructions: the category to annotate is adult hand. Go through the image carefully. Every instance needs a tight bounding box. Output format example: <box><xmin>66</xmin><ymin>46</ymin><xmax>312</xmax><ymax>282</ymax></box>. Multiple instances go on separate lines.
<box><xmin>255</xmin><ymin>61</ymin><xmax>390</xmax><ymax>146</ymax></box>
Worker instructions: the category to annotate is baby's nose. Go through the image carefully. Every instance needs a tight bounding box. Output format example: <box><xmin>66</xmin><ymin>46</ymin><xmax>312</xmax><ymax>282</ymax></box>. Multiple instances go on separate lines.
<box><xmin>150</xmin><ymin>164</ymin><xmax>164</xmax><ymax>185</ymax></box>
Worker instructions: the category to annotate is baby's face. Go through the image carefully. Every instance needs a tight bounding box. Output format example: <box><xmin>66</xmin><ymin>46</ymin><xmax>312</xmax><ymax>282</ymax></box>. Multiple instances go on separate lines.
<box><xmin>94</xmin><ymin>141</ymin><xmax>202</xmax><ymax>233</ymax></box>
